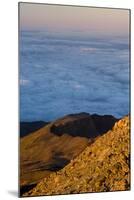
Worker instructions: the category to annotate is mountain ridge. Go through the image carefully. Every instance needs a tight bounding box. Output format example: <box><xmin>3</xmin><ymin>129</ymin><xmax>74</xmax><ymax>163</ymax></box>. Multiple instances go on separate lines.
<box><xmin>23</xmin><ymin>115</ymin><xmax>130</xmax><ymax>196</ymax></box>
<box><xmin>20</xmin><ymin>112</ymin><xmax>118</xmax><ymax>195</ymax></box>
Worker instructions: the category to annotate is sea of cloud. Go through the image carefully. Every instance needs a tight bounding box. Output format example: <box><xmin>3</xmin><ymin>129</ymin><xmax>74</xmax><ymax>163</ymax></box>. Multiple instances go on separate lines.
<box><xmin>20</xmin><ymin>31</ymin><xmax>129</xmax><ymax>121</ymax></box>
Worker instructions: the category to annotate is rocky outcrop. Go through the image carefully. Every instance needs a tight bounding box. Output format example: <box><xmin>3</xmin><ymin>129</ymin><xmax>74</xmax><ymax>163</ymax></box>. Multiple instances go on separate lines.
<box><xmin>24</xmin><ymin>115</ymin><xmax>130</xmax><ymax>196</ymax></box>
<box><xmin>91</xmin><ymin>114</ymin><xmax>118</xmax><ymax>134</ymax></box>
<box><xmin>50</xmin><ymin>112</ymin><xmax>117</xmax><ymax>138</ymax></box>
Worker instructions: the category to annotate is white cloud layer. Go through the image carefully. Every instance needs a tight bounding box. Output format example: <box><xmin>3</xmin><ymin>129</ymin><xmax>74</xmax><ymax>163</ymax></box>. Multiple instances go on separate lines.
<box><xmin>20</xmin><ymin>31</ymin><xmax>129</xmax><ymax>121</ymax></box>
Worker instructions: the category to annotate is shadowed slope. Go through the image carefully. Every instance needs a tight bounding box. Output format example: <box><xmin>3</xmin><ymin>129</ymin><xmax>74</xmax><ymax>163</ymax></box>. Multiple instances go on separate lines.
<box><xmin>24</xmin><ymin>115</ymin><xmax>130</xmax><ymax>196</ymax></box>
<box><xmin>50</xmin><ymin>113</ymin><xmax>117</xmax><ymax>138</ymax></box>
<box><xmin>20</xmin><ymin>121</ymin><xmax>49</xmax><ymax>137</ymax></box>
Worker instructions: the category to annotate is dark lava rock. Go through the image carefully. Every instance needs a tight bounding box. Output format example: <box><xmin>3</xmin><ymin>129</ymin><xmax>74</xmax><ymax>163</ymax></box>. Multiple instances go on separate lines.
<box><xmin>50</xmin><ymin>112</ymin><xmax>118</xmax><ymax>138</ymax></box>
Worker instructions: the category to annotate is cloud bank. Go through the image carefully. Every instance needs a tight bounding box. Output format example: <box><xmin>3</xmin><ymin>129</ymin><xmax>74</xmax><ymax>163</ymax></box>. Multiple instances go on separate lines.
<box><xmin>20</xmin><ymin>31</ymin><xmax>129</xmax><ymax>121</ymax></box>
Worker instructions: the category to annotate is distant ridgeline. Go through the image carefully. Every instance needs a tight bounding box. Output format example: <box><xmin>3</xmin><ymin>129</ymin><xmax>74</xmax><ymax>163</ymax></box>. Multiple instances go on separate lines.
<box><xmin>20</xmin><ymin>121</ymin><xmax>49</xmax><ymax>137</ymax></box>
<box><xmin>20</xmin><ymin>113</ymin><xmax>117</xmax><ymax>138</ymax></box>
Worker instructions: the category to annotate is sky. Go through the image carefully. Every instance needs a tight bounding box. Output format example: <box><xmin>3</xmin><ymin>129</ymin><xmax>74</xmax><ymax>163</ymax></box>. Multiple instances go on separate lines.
<box><xmin>19</xmin><ymin>3</ymin><xmax>129</xmax><ymax>37</ymax></box>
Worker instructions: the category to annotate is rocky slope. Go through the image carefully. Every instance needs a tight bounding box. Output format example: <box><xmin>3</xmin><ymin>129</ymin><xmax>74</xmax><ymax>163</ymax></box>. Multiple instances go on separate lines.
<box><xmin>20</xmin><ymin>112</ymin><xmax>117</xmax><ymax>195</ymax></box>
<box><xmin>23</xmin><ymin>115</ymin><xmax>130</xmax><ymax>197</ymax></box>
